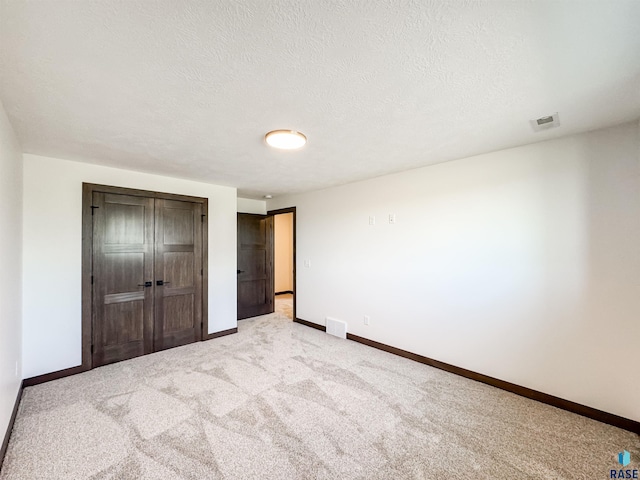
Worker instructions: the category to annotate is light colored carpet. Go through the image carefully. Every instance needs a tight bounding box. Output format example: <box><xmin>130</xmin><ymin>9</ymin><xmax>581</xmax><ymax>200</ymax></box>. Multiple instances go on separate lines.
<box><xmin>275</xmin><ymin>293</ymin><xmax>293</xmax><ymax>320</ymax></box>
<box><xmin>1</xmin><ymin>311</ymin><xmax>638</xmax><ymax>479</ymax></box>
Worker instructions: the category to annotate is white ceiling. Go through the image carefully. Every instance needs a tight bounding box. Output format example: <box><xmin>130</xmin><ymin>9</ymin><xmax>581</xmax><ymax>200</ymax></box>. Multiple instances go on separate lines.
<box><xmin>1</xmin><ymin>1</ymin><xmax>639</xmax><ymax>199</ymax></box>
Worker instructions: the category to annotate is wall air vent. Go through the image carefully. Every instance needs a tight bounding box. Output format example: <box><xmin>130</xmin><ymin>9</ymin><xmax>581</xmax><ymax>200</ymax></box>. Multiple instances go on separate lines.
<box><xmin>531</xmin><ymin>112</ymin><xmax>560</xmax><ymax>132</ymax></box>
<box><xmin>325</xmin><ymin>317</ymin><xmax>347</xmax><ymax>339</ymax></box>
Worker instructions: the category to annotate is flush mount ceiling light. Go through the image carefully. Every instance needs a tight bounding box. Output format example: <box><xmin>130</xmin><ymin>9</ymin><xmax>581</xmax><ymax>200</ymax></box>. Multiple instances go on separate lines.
<box><xmin>265</xmin><ymin>130</ymin><xmax>307</xmax><ymax>149</ymax></box>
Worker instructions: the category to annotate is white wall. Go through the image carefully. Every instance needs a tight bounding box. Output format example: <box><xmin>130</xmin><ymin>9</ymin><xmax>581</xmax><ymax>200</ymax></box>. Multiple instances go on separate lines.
<box><xmin>237</xmin><ymin>197</ymin><xmax>266</xmax><ymax>214</ymax></box>
<box><xmin>0</xmin><ymin>102</ymin><xmax>22</xmax><ymax>438</ymax></box>
<box><xmin>268</xmin><ymin>121</ymin><xmax>640</xmax><ymax>422</ymax></box>
<box><xmin>22</xmin><ymin>155</ymin><xmax>237</xmax><ymax>378</ymax></box>
<box><xmin>274</xmin><ymin>213</ymin><xmax>293</xmax><ymax>292</ymax></box>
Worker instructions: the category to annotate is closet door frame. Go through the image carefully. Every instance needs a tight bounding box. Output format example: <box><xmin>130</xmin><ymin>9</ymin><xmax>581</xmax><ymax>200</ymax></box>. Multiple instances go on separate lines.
<box><xmin>81</xmin><ymin>183</ymin><xmax>209</xmax><ymax>371</ymax></box>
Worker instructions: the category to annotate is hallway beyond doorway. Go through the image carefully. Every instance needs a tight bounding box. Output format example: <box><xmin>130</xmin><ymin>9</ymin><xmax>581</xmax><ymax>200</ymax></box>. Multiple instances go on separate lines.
<box><xmin>275</xmin><ymin>293</ymin><xmax>293</xmax><ymax>320</ymax></box>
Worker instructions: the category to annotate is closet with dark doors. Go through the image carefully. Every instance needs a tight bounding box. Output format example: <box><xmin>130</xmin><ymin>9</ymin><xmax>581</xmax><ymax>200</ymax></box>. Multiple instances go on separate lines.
<box><xmin>83</xmin><ymin>184</ymin><xmax>207</xmax><ymax>368</ymax></box>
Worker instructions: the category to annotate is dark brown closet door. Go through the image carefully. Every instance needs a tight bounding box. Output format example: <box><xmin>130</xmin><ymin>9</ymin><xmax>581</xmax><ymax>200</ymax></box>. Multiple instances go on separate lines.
<box><xmin>154</xmin><ymin>198</ymin><xmax>203</xmax><ymax>350</ymax></box>
<box><xmin>92</xmin><ymin>193</ymin><xmax>154</xmax><ymax>367</ymax></box>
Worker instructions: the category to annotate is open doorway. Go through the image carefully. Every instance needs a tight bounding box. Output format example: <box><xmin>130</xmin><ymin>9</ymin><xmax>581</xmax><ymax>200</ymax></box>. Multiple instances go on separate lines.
<box><xmin>270</xmin><ymin>207</ymin><xmax>296</xmax><ymax>321</ymax></box>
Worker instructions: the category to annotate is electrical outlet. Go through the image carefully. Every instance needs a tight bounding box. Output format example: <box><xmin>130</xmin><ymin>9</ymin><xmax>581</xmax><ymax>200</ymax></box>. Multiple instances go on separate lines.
<box><xmin>369</xmin><ymin>215</ymin><xmax>375</xmax><ymax>225</ymax></box>
<box><xmin>363</xmin><ymin>315</ymin><xmax>370</xmax><ymax>326</ymax></box>
<box><xmin>304</xmin><ymin>259</ymin><xmax>311</xmax><ymax>268</ymax></box>
<box><xmin>389</xmin><ymin>214</ymin><xmax>396</xmax><ymax>224</ymax></box>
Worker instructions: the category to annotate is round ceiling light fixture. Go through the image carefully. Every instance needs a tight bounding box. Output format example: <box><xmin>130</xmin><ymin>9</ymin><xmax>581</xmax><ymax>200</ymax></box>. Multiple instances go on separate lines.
<box><xmin>265</xmin><ymin>130</ymin><xmax>307</xmax><ymax>150</ymax></box>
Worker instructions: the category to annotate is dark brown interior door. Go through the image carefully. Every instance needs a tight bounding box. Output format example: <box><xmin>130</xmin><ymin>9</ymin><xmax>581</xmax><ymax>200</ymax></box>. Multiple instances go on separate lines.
<box><xmin>154</xmin><ymin>199</ymin><xmax>203</xmax><ymax>350</ymax></box>
<box><xmin>92</xmin><ymin>191</ymin><xmax>204</xmax><ymax>367</ymax></box>
<box><xmin>92</xmin><ymin>192</ymin><xmax>155</xmax><ymax>367</ymax></box>
<box><xmin>237</xmin><ymin>213</ymin><xmax>274</xmax><ymax>319</ymax></box>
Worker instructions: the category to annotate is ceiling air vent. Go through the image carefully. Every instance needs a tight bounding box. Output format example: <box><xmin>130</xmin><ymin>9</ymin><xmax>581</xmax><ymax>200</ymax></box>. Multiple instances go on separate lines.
<box><xmin>531</xmin><ymin>112</ymin><xmax>560</xmax><ymax>132</ymax></box>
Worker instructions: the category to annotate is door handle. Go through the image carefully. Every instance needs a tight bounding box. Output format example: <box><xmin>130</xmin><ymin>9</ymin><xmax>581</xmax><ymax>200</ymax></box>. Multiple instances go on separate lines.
<box><xmin>138</xmin><ymin>281</ymin><xmax>152</xmax><ymax>287</ymax></box>
<box><xmin>237</xmin><ymin>270</ymin><xmax>245</xmax><ymax>274</ymax></box>
<box><xmin>156</xmin><ymin>280</ymin><xmax>171</xmax><ymax>286</ymax></box>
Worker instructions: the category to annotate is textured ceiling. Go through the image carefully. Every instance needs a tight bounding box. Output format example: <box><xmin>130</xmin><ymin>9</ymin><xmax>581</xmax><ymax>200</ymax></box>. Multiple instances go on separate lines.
<box><xmin>1</xmin><ymin>1</ymin><xmax>640</xmax><ymax>198</ymax></box>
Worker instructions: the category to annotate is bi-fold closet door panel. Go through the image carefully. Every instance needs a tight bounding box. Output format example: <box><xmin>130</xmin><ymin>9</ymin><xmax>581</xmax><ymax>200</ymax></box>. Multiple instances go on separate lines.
<box><xmin>92</xmin><ymin>193</ymin><xmax>155</xmax><ymax>367</ymax></box>
<box><xmin>154</xmin><ymin>198</ymin><xmax>202</xmax><ymax>352</ymax></box>
<box><xmin>92</xmin><ymin>192</ymin><xmax>202</xmax><ymax>367</ymax></box>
